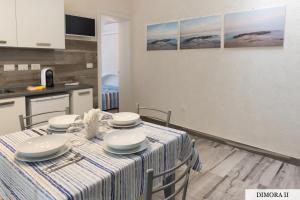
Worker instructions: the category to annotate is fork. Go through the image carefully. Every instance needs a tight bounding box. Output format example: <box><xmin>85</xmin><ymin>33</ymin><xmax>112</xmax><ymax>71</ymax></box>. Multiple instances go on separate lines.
<box><xmin>31</xmin><ymin>129</ymin><xmax>44</xmax><ymax>136</ymax></box>
<box><xmin>45</xmin><ymin>153</ymin><xmax>82</xmax><ymax>172</ymax></box>
<box><xmin>147</xmin><ymin>136</ymin><xmax>159</xmax><ymax>143</ymax></box>
<box><xmin>39</xmin><ymin>128</ymin><xmax>51</xmax><ymax>135</ymax></box>
<box><xmin>46</xmin><ymin>154</ymin><xmax>83</xmax><ymax>174</ymax></box>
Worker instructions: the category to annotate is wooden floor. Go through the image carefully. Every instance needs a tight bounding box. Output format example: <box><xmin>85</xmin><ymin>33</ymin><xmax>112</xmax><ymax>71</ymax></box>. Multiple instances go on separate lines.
<box><xmin>153</xmin><ymin>135</ymin><xmax>300</xmax><ymax>200</ymax></box>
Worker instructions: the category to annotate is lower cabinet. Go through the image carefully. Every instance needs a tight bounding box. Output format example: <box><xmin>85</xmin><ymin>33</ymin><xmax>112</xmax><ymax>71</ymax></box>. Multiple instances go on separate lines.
<box><xmin>0</xmin><ymin>97</ymin><xmax>26</xmax><ymax>135</ymax></box>
<box><xmin>70</xmin><ymin>88</ymin><xmax>94</xmax><ymax>116</ymax></box>
<box><xmin>0</xmin><ymin>88</ymin><xmax>94</xmax><ymax>135</ymax></box>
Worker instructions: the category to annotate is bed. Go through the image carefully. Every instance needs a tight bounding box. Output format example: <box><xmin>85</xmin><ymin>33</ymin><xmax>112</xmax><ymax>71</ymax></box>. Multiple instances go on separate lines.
<box><xmin>102</xmin><ymin>85</ymin><xmax>119</xmax><ymax>110</ymax></box>
<box><xmin>102</xmin><ymin>74</ymin><xmax>119</xmax><ymax>111</ymax></box>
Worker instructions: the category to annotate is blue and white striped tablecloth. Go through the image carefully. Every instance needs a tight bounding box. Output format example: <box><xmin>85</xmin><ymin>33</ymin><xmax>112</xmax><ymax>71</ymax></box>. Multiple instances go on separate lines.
<box><xmin>0</xmin><ymin>122</ymin><xmax>201</xmax><ymax>200</ymax></box>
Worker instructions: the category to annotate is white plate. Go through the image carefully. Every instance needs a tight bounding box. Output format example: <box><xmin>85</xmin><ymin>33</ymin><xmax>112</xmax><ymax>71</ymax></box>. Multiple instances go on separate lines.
<box><xmin>107</xmin><ymin>119</ymin><xmax>143</xmax><ymax>128</ymax></box>
<box><xmin>16</xmin><ymin>135</ymin><xmax>70</xmax><ymax>158</ymax></box>
<box><xmin>112</xmin><ymin>112</ymin><xmax>140</xmax><ymax>126</ymax></box>
<box><xmin>15</xmin><ymin>144</ymin><xmax>72</xmax><ymax>163</ymax></box>
<box><xmin>103</xmin><ymin>141</ymin><xmax>148</xmax><ymax>155</ymax></box>
<box><xmin>103</xmin><ymin>129</ymin><xmax>146</xmax><ymax>150</ymax></box>
<box><xmin>48</xmin><ymin>115</ymin><xmax>80</xmax><ymax>129</ymax></box>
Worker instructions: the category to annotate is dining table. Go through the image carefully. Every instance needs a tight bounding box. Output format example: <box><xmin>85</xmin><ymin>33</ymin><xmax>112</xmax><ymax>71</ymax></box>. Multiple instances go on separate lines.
<box><xmin>0</xmin><ymin>119</ymin><xmax>201</xmax><ymax>200</ymax></box>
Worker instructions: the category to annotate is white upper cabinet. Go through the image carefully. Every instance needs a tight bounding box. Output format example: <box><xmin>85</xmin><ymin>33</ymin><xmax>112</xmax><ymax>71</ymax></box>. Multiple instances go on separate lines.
<box><xmin>0</xmin><ymin>0</ymin><xmax>18</xmax><ymax>47</ymax></box>
<box><xmin>16</xmin><ymin>0</ymin><xmax>65</xmax><ymax>49</ymax></box>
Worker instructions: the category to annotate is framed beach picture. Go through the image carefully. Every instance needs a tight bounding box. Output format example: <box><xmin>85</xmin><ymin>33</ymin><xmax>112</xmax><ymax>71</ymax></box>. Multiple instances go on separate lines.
<box><xmin>224</xmin><ymin>6</ymin><xmax>286</xmax><ymax>48</ymax></box>
<box><xmin>147</xmin><ymin>22</ymin><xmax>179</xmax><ymax>51</ymax></box>
<box><xmin>180</xmin><ymin>15</ymin><xmax>221</xmax><ymax>49</ymax></box>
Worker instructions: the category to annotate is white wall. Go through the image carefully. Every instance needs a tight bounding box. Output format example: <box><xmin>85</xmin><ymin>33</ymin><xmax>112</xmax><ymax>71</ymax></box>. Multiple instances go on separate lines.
<box><xmin>131</xmin><ymin>0</ymin><xmax>300</xmax><ymax>158</ymax></box>
<box><xmin>119</xmin><ymin>20</ymin><xmax>134</xmax><ymax>112</ymax></box>
<box><xmin>65</xmin><ymin>0</ymin><xmax>132</xmax><ymax>19</ymax></box>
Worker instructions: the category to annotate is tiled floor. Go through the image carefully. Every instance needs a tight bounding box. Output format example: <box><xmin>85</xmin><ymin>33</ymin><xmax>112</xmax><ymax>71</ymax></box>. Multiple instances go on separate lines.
<box><xmin>153</xmin><ymin>136</ymin><xmax>300</xmax><ymax>200</ymax></box>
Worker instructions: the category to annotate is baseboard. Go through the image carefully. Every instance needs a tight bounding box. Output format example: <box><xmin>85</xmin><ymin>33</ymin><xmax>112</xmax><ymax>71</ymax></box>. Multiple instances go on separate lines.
<box><xmin>142</xmin><ymin>117</ymin><xmax>300</xmax><ymax>166</ymax></box>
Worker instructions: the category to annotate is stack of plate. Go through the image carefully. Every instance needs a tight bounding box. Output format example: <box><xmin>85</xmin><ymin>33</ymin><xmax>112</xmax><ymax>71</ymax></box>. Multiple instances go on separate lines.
<box><xmin>15</xmin><ymin>135</ymin><xmax>71</xmax><ymax>162</ymax></box>
<box><xmin>48</xmin><ymin>115</ymin><xmax>80</xmax><ymax>133</ymax></box>
<box><xmin>103</xmin><ymin>130</ymin><xmax>148</xmax><ymax>155</ymax></box>
<box><xmin>107</xmin><ymin>112</ymin><xmax>142</xmax><ymax>128</ymax></box>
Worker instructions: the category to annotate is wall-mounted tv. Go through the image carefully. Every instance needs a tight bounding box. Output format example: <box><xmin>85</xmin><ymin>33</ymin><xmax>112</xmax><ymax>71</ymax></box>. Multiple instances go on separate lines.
<box><xmin>65</xmin><ymin>15</ymin><xmax>96</xmax><ymax>37</ymax></box>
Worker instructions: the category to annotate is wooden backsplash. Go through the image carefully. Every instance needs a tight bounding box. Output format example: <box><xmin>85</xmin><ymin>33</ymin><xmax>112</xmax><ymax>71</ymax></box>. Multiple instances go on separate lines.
<box><xmin>0</xmin><ymin>39</ymin><xmax>98</xmax><ymax>107</ymax></box>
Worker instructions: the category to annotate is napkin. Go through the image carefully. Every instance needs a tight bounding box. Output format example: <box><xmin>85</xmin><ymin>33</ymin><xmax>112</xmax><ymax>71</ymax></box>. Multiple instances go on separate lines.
<box><xmin>83</xmin><ymin>109</ymin><xmax>99</xmax><ymax>139</ymax></box>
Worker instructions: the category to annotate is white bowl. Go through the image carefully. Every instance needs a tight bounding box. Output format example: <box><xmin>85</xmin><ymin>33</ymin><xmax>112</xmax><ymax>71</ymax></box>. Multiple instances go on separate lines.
<box><xmin>16</xmin><ymin>135</ymin><xmax>70</xmax><ymax>158</ymax></box>
<box><xmin>112</xmin><ymin>112</ymin><xmax>140</xmax><ymax>126</ymax></box>
<box><xmin>104</xmin><ymin>130</ymin><xmax>146</xmax><ymax>150</ymax></box>
<box><xmin>103</xmin><ymin>141</ymin><xmax>148</xmax><ymax>155</ymax></box>
<box><xmin>15</xmin><ymin>143</ymin><xmax>72</xmax><ymax>162</ymax></box>
<box><xmin>48</xmin><ymin>115</ymin><xmax>80</xmax><ymax>129</ymax></box>
<box><xmin>107</xmin><ymin>119</ymin><xmax>143</xmax><ymax>128</ymax></box>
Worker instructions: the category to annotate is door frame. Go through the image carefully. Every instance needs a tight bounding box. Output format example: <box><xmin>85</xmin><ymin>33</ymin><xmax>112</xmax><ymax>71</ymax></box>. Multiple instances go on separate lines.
<box><xmin>97</xmin><ymin>12</ymin><xmax>131</xmax><ymax>111</ymax></box>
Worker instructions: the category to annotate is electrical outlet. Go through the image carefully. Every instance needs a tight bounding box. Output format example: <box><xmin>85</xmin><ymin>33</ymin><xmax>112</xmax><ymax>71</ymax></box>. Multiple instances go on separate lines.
<box><xmin>31</xmin><ymin>64</ymin><xmax>41</xmax><ymax>70</ymax></box>
<box><xmin>86</xmin><ymin>63</ymin><xmax>93</xmax><ymax>69</ymax></box>
<box><xmin>3</xmin><ymin>64</ymin><xmax>15</xmax><ymax>71</ymax></box>
<box><xmin>18</xmin><ymin>64</ymin><xmax>29</xmax><ymax>71</ymax></box>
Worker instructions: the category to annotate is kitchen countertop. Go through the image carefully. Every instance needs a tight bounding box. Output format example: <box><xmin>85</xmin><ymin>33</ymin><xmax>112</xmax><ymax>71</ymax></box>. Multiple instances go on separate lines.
<box><xmin>0</xmin><ymin>84</ymin><xmax>93</xmax><ymax>99</ymax></box>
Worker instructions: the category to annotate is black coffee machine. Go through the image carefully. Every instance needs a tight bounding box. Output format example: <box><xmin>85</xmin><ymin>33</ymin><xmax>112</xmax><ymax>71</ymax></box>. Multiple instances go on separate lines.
<box><xmin>41</xmin><ymin>68</ymin><xmax>54</xmax><ymax>87</ymax></box>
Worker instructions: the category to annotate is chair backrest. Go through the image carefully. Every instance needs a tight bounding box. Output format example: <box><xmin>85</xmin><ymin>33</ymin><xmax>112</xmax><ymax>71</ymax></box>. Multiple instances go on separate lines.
<box><xmin>19</xmin><ymin>107</ymin><xmax>69</xmax><ymax>130</ymax></box>
<box><xmin>144</xmin><ymin>139</ymin><xmax>196</xmax><ymax>200</ymax></box>
<box><xmin>136</xmin><ymin>103</ymin><xmax>172</xmax><ymax>127</ymax></box>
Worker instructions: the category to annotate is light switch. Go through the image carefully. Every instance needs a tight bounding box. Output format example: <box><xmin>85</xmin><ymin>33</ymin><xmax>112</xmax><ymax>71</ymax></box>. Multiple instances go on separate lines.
<box><xmin>18</xmin><ymin>64</ymin><xmax>29</xmax><ymax>71</ymax></box>
<box><xmin>31</xmin><ymin>64</ymin><xmax>41</xmax><ymax>70</ymax></box>
<box><xmin>3</xmin><ymin>64</ymin><xmax>15</xmax><ymax>71</ymax></box>
<box><xmin>86</xmin><ymin>63</ymin><xmax>93</xmax><ymax>69</ymax></box>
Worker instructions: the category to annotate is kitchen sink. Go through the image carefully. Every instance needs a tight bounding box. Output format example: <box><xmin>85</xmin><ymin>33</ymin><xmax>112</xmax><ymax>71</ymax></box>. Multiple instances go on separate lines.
<box><xmin>0</xmin><ymin>89</ymin><xmax>14</xmax><ymax>94</ymax></box>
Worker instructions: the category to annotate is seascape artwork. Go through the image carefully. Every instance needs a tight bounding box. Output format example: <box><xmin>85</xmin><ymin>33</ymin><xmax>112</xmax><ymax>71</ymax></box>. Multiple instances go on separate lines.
<box><xmin>147</xmin><ymin>22</ymin><xmax>178</xmax><ymax>51</ymax></box>
<box><xmin>180</xmin><ymin>15</ymin><xmax>221</xmax><ymax>49</ymax></box>
<box><xmin>224</xmin><ymin>6</ymin><xmax>286</xmax><ymax>48</ymax></box>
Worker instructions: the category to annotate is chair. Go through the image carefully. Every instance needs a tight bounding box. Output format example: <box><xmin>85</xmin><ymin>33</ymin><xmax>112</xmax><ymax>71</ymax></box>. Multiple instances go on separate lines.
<box><xmin>19</xmin><ymin>108</ymin><xmax>69</xmax><ymax>131</ymax></box>
<box><xmin>136</xmin><ymin>103</ymin><xmax>172</xmax><ymax>127</ymax></box>
<box><xmin>144</xmin><ymin>140</ymin><xmax>196</xmax><ymax>200</ymax></box>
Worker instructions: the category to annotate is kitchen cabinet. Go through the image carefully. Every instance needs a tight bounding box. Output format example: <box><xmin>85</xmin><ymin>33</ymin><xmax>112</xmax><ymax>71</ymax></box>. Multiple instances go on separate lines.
<box><xmin>16</xmin><ymin>0</ymin><xmax>65</xmax><ymax>49</ymax></box>
<box><xmin>28</xmin><ymin>94</ymin><xmax>69</xmax><ymax>127</ymax></box>
<box><xmin>0</xmin><ymin>97</ymin><xmax>26</xmax><ymax>135</ymax></box>
<box><xmin>70</xmin><ymin>89</ymin><xmax>93</xmax><ymax>116</ymax></box>
<box><xmin>0</xmin><ymin>0</ymin><xmax>17</xmax><ymax>47</ymax></box>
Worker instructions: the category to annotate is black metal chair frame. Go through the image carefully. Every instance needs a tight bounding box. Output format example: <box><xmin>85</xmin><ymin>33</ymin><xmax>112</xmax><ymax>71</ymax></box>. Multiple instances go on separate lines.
<box><xmin>19</xmin><ymin>107</ymin><xmax>69</xmax><ymax>130</ymax></box>
<box><xmin>137</xmin><ymin>103</ymin><xmax>172</xmax><ymax>127</ymax></box>
<box><xmin>144</xmin><ymin>139</ymin><xmax>196</xmax><ymax>200</ymax></box>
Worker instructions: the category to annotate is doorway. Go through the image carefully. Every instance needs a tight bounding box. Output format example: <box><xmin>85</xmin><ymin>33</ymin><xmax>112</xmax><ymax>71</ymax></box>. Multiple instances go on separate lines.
<box><xmin>100</xmin><ymin>16</ymin><xmax>120</xmax><ymax>113</ymax></box>
<box><xmin>98</xmin><ymin>14</ymin><xmax>132</xmax><ymax>113</ymax></box>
